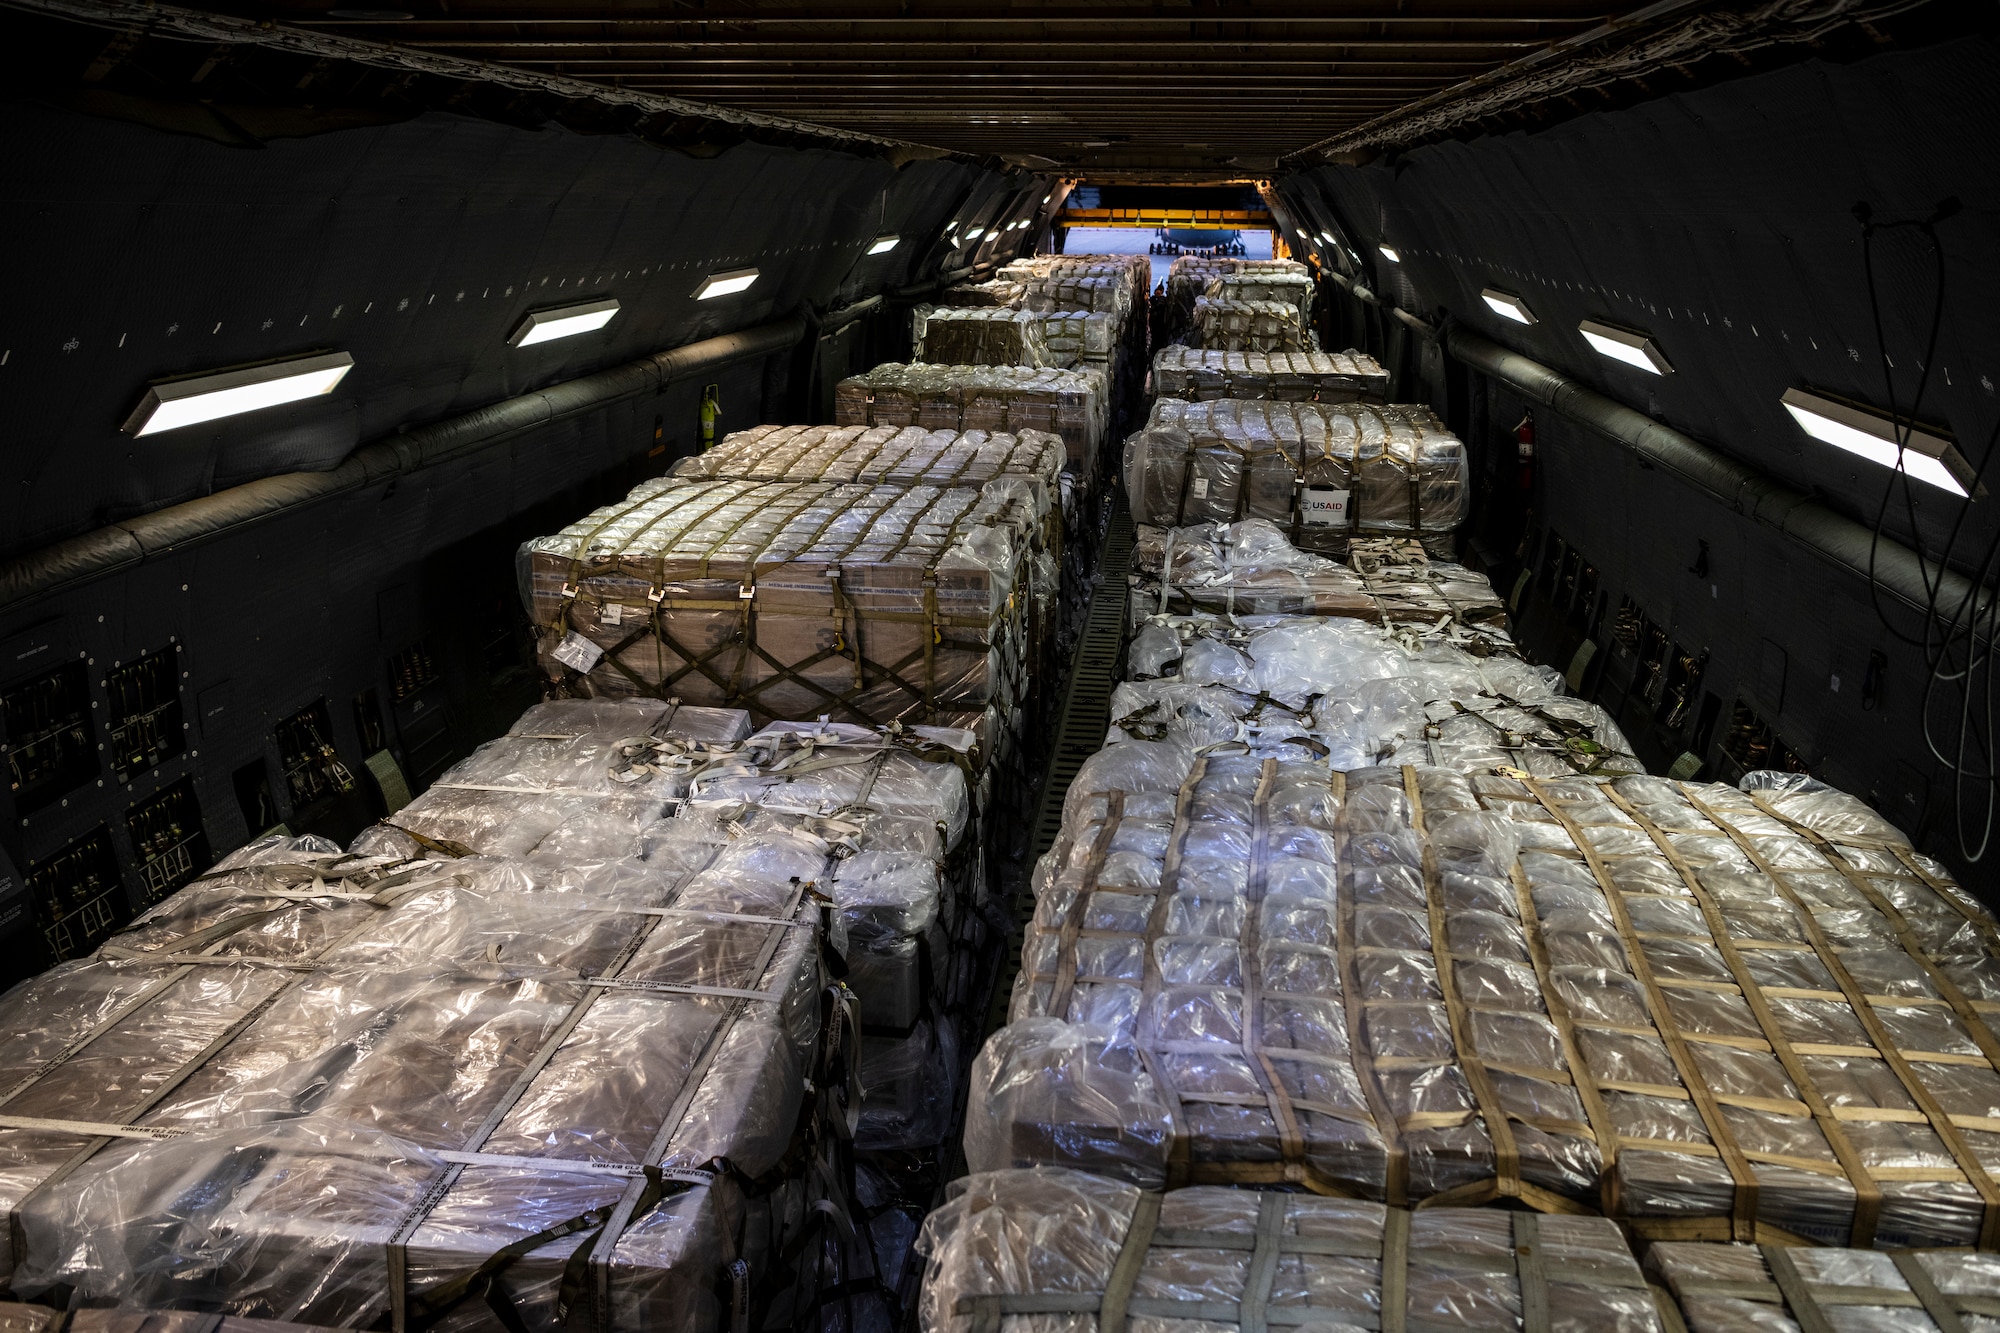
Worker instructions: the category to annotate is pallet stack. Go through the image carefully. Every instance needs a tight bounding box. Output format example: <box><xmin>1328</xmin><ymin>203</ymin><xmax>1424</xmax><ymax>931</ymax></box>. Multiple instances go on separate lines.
<box><xmin>1125</xmin><ymin>399</ymin><xmax>1471</xmax><ymax>560</ymax></box>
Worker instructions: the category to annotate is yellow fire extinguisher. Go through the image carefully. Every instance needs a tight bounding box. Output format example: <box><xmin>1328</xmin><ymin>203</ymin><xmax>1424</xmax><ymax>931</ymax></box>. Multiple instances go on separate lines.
<box><xmin>699</xmin><ymin>383</ymin><xmax>720</xmax><ymax>452</ymax></box>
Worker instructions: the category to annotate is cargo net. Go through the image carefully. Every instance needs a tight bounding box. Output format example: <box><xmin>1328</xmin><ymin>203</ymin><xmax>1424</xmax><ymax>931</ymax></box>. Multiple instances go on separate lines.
<box><xmin>670</xmin><ymin>423</ymin><xmax>1067</xmax><ymax>561</ymax></box>
<box><xmin>1646</xmin><ymin>1237</ymin><xmax>2000</xmax><ymax>1331</ymax></box>
<box><xmin>1118</xmin><ymin>613</ymin><xmax>1638</xmax><ymax>780</ymax></box>
<box><xmin>1125</xmin><ymin>400</ymin><xmax>1468</xmax><ymax>555</ymax></box>
<box><xmin>912</xmin><ymin>308</ymin><xmax>1052</xmax><ymax>368</ymax></box>
<box><xmin>1166</xmin><ymin>256</ymin><xmax>1307</xmax><ymax>325</ymax></box>
<box><xmin>524</xmin><ymin>477</ymin><xmax>1054</xmax><ymax>729</ymax></box>
<box><xmin>0</xmin><ymin>697</ymin><xmax>873</xmax><ymax>1333</ymax></box>
<box><xmin>968</xmin><ymin>756</ymin><xmax>2000</xmax><ymax>1249</ymax></box>
<box><xmin>830</xmin><ymin>364</ymin><xmax>1107</xmax><ymax>478</ymax></box>
<box><xmin>1151</xmin><ymin>347</ymin><xmax>1389</xmax><ymax>404</ymax></box>
<box><xmin>918</xmin><ymin>1167</ymin><xmax>1663</xmax><ymax>1333</ymax></box>
<box><xmin>1194</xmin><ymin>297</ymin><xmax>1317</xmax><ymax>353</ymax></box>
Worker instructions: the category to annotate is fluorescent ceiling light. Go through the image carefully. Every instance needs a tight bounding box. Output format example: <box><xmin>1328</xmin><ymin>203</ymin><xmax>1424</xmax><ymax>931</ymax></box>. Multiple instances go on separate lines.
<box><xmin>965</xmin><ymin>228</ymin><xmax>988</xmax><ymax>241</ymax></box>
<box><xmin>1320</xmin><ymin>232</ymin><xmax>1336</xmax><ymax>243</ymax></box>
<box><xmin>508</xmin><ymin>297</ymin><xmax>620</xmax><ymax>348</ymax></box>
<box><xmin>694</xmin><ymin>268</ymin><xmax>759</xmax><ymax>300</ymax></box>
<box><xmin>1378</xmin><ymin>245</ymin><xmax>1400</xmax><ymax>262</ymax></box>
<box><xmin>1782</xmin><ymin>388</ymin><xmax>1975</xmax><ymax>497</ymax></box>
<box><xmin>1578</xmin><ymin>318</ymin><xmax>1671</xmax><ymax>375</ymax></box>
<box><xmin>1481</xmin><ymin>288</ymin><xmax>1536</xmax><ymax>325</ymax></box>
<box><xmin>123</xmin><ymin>351</ymin><xmax>354</xmax><ymax>436</ymax></box>
<box><xmin>867</xmin><ymin>234</ymin><xmax>900</xmax><ymax>255</ymax></box>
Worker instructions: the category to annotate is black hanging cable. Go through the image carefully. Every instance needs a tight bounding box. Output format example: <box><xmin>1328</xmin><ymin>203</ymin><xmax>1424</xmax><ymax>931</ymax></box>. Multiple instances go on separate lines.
<box><xmin>1853</xmin><ymin>196</ymin><xmax>2000</xmax><ymax>860</ymax></box>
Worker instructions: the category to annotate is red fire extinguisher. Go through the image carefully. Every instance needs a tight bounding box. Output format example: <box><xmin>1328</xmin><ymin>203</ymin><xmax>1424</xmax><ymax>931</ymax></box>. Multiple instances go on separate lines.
<box><xmin>1515</xmin><ymin>409</ymin><xmax>1536</xmax><ymax>492</ymax></box>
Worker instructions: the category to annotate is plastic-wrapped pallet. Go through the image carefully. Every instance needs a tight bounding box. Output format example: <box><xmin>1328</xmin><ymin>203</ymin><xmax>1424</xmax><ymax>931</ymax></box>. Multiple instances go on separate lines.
<box><xmin>938</xmin><ymin>278</ymin><xmax>1024</xmax><ymax>309</ymax></box>
<box><xmin>918</xmin><ymin>1167</ymin><xmax>1665</xmax><ymax>1333</ymax></box>
<box><xmin>912</xmin><ymin>307</ymin><xmax>1051</xmax><ymax>368</ymax></box>
<box><xmin>970</xmin><ymin>760</ymin><xmax>2000</xmax><ymax>1247</ymax></box>
<box><xmin>1125</xmin><ymin>400</ymin><xmax>1469</xmax><ymax>552</ymax></box>
<box><xmin>523</xmin><ymin>477</ymin><xmax>1043</xmax><ymax>727</ymax></box>
<box><xmin>1646</xmin><ymin>1240</ymin><xmax>2000</xmax><ymax>1331</ymax></box>
<box><xmin>1193</xmin><ymin>297</ymin><xmax>1314</xmax><ymax>353</ymax></box>
<box><xmin>0</xmin><ymin>809</ymin><xmax>847</xmax><ymax>1330</ymax></box>
<box><xmin>1130</xmin><ymin>522</ymin><xmax>1506</xmax><ymax>633</ymax></box>
<box><xmin>671</xmin><ymin>424</ymin><xmax>1066</xmax><ymax>553</ymax></box>
<box><xmin>831</xmin><ymin>363</ymin><xmax>1107</xmax><ymax>477</ymax></box>
<box><xmin>1205</xmin><ymin>269</ymin><xmax>1314</xmax><ymax>325</ymax></box>
<box><xmin>1115</xmin><ymin>611</ymin><xmax>1639</xmax><ymax>777</ymax></box>
<box><xmin>1020</xmin><ymin>274</ymin><xmax>1130</xmax><ymax>324</ymax></box>
<box><xmin>0</xmin><ymin>1312</ymin><xmax>364</xmax><ymax>1333</ymax></box>
<box><xmin>1151</xmin><ymin>347</ymin><xmax>1389</xmax><ymax>403</ymax></box>
<box><xmin>1000</xmin><ymin>254</ymin><xmax>1149</xmax><ymax>300</ymax></box>
<box><xmin>1034</xmin><ymin>310</ymin><xmax>1115</xmax><ymax>367</ymax></box>
<box><xmin>1166</xmin><ymin>256</ymin><xmax>1306</xmax><ymax>332</ymax></box>
<box><xmin>679</xmin><ymin>739</ymin><xmax>973</xmax><ymax>1151</ymax></box>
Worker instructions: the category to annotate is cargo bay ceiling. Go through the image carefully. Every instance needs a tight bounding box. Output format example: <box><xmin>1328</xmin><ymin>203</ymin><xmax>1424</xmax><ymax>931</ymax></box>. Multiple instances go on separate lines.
<box><xmin>73</xmin><ymin>0</ymin><xmax>1957</xmax><ymax>178</ymax></box>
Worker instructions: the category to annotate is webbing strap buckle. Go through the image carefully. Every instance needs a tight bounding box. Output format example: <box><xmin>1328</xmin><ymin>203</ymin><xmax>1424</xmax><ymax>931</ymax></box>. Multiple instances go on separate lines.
<box><xmin>647</xmin><ymin>586</ymin><xmax>667</xmax><ymax>606</ymax></box>
<box><xmin>560</xmin><ymin>583</ymin><xmax>579</xmax><ymax>600</ymax></box>
<box><xmin>738</xmin><ymin>584</ymin><xmax>756</xmax><ymax>601</ymax></box>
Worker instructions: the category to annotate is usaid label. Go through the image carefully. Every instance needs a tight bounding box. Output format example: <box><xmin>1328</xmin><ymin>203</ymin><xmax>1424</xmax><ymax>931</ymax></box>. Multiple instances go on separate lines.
<box><xmin>1299</xmin><ymin>488</ymin><xmax>1351</xmax><ymax>527</ymax></box>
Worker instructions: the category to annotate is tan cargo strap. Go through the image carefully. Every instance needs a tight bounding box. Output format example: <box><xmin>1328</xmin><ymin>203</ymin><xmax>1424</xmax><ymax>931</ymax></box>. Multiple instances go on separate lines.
<box><xmin>1605</xmin><ymin>785</ymin><xmax>1884</xmax><ymax>1245</ymax></box>
<box><xmin>1045</xmin><ymin>790</ymin><xmax>1126</xmax><ymax>1022</ymax></box>
<box><xmin>1334</xmin><ymin>770</ymin><xmax>1406</xmax><ymax>1203</ymax></box>
<box><xmin>1518</xmin><ymin>777</ymin><xmax>1762</xmax><ymax>1239</ymax></box>
<box><xmin>1397</xmin><ymin>766</ymin><xmax>1529</xmax><ymax>1211</ymax></box>
<box><xmin>1237</xmin><ymin>760</ymin><xmax>1309</xmax><ymax>1181</ymax></box>
<box><xmin>1140</xmin><ymin>758</ymin><xmax>1210</xmax><ymax>1189</ymax></box>
<box><xmin>1684</xmin><ymin>785</ymin><xmax>2000</xmax><ymax>1248</ymax></box>
<box><xmin>1509</xmin><ymin>861</ymin><xmax>1620</xmax><ymax>1206</ymax></box>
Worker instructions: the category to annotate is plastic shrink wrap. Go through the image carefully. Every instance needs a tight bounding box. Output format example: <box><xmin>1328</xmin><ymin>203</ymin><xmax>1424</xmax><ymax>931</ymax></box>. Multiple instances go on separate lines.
<box><xmin>522</xmin><ymin>477</ymin><xmax>1043</xmax><ymax>727</ymax></box>
<box><xmin>1646</xmin><ymin>1239</ymin><xmax>2000</xmax><ymax>1332</ymax></box>
<box><xmin>1165</xmin><ymin>258</ymin><xmax>1306</xmax><ymax>334</ymax></box>
<box><xmin>938</xmin><ymin>279</ymin><xmax>1024</xmax><ymax>309</ymax></box>
<box><xmin>1193</xmin><ymin>297</ymin><xmax>1314</xmax><ymax>353</ymax></box>
<box><xmin>1204</xmin><ymin>270</ymin><xmax>1315</xmax><ymax>325</ymax></box>
<box><xmin>0</xmin><ymin>1310</ymin><xmax>366</xmax><ymax>1333</ymax></box>
<box><xmin>1130</xmin><ymin>523</ymin><xmax>1505</xmax><ymax>633</ymax></box>
<box><xmin>0</xmin><ymin>783</ymin><xmax>845</xmax><ymax>1332</ymax></box>
<box><xmin>1151</xmin><ymin>347</ymin><xmax>1388</xmax><ymax>403</ymax></box>
<box><xmin>968</xmin><ymin>759</ymin><xmax>2000</xmax><ymax>1248</ymax></box>
<box><xmin>831</xmin><ymin>364</ymin><xmax>1107</xmax><ymax>477</ymax></box>
<box><xmin>998</xmin><ymin>255</ymin><xmax>1149</xmax><ymax>301</ymax></box>
<box><xmin>1124</xmin><ymin>401</ymin><xmax>1467</xmax><ymax>550</ymax></box>
<box><xmin>912</xmin><ymin>308</ymin><xmax>1051</xmax><ymax>368</ymax></box>
<box><xmin>1034</xmin><ymin>311</ymin><xmax>1116</xmax><ymax>369</ymax></box>
<box><xmin>671</xmin><ymin>424</ymin><xmax>1064</xmax><ymax>522</ymax></box>
<box><xmin>917</xmin><ymin>1167</ymin><xmax>1662</xmax><ymax>1333</ymax></box>
<box><xmin>1114</xmin><ymin>612</ymin><xmax>1638</xmax><ymax>778</ymax></box>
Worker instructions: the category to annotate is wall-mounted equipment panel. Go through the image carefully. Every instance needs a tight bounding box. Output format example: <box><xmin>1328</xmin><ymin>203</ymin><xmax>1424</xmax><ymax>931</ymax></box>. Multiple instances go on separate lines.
<box><xmin>104</xmin><ymin>646</ymin><xmax>185</xmax><ymax>784</ymax></box>
<box><xmin>30</xmin><ymin>826</ymin><xmax>128</xmax><ymax>962</ymax></box>
<box><xmin>126</xmin><ymin>777</ymin><xmax>211</xmax><ymax>907</ymax></box>
<box><xmin>3</xmin><ymin>661</ymin><xmax>97</xmax><ymax>813</ymax></box>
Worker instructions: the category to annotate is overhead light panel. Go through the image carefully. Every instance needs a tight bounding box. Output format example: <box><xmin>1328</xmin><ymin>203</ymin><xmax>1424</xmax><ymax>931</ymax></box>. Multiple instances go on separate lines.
<box><xmin>1481</xmin><ymin>288</ymin><xmax>1536</xmax><ymax>325</ymax></box>
<box><xmin>1578</xmin><ymin>318</ymin><xmax>1671</xmax><ymax>375</ymax></box>
<box><xmin>694</xmin><ymin>268</ymin><xmax>759</xmax><ymax>300</ymax></box>
<box><xmin>1378</xmin><ymin>245</ymin><xmax>1400</xmax><ymax>262</ymax></box>
<box><xmin>123</xmin><ymin>351</ymin><xmax>354</xmax><ymax>437</ymax></box>
<box><xmin>867</xmin><ymin>234</ymin><xmax>900</xmax><ymax>255</ymax></box>
<box><xmin>508</xmin><ymin>297</ymin><xmax>620</xmax><ymax>348</ymax></box>
<box><xmin>1782</xmin><ymin>388</ymin><xmax>1976</xmax><ymax>497</ymax></box>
